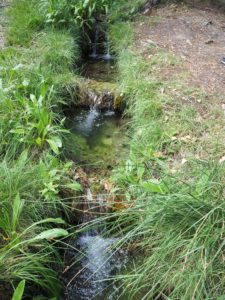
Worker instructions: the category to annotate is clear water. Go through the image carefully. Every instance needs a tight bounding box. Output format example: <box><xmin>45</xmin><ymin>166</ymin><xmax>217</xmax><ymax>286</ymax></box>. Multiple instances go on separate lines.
<box><xmin>83</xmin><ymin>59</ymin><xmax>116</xmax><ymax>83</ymax></box>
<box><xmin>64</xmin><ymin>109</ymin><xmax>128</xmax><ymax>299</ymax></box>
<box><xmin>66</xmin><ymin>107</ymin><xmax>126</xmax><ymax>165</ymax></box>
<box><xmin>64</xmin><ymin>56</ymin><xmax>128</xmax><ymax>299</ymax></box>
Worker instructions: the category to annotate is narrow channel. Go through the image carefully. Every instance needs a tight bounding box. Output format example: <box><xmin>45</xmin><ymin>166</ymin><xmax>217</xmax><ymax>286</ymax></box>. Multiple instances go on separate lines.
<box><xmin>63</xmin><ymin>53</ymin><xmax>128</xmax><ymax>300</ymax></box>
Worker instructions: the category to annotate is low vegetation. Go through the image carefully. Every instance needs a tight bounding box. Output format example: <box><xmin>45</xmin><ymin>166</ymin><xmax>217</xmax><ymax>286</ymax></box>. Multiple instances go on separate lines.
<box><xmin>0</xmin><ymin>0</ymin><xmax>81</xmax><ymax>298</ymax></box>
<box><xmin>108</xmin><ymin>17</ymin><xmax>225</xmax><ymax>300</ymax></box>
<box><xmin>1</xmin><ymin>0</ymin><xmax>225</xmax><ymax>299</ymax></box>
<box><xmin>0</xmin><ymin>0</ymin><xmax>147</xmax><ymax>298</ymax></box>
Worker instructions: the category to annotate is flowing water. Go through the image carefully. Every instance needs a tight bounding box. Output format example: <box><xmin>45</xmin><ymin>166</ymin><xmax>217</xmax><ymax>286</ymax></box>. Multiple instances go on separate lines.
<box><xmin>66</xmin><ymin>107</ymin><xmax>126</xmax><ymax>166</ymax></box>
<box><xmin>64</xmin><ymin>108</ymin><xmax>127</xmax><ymax>298</ymax></box>
<box><xmin>64</xmin><ymin>52</ymin><xmax>128</xmax><ymax>299</ymax></box>
<box><xmin>89</xmin><ymin>22</ymin><xmax>113</xmax><ymax>61</ymax></box>
<box><xmin>89</xmin><ymin>24</ymin><xmax>100</xmax><ymax>60</ymax></box>
<box><xmin>65</xmin><ymin>229</ymin><xmax>127</xmax><ymax>300</ymax></box>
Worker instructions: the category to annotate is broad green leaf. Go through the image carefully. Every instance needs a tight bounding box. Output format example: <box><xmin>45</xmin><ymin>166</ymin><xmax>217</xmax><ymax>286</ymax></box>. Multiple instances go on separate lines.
<box><xmin>137</xmin><ymin>164</ymin><xmax>145</xmax><ymax>179</ymax></box>
<box><xmin>31</xmin><ymin>228</ymin><xmax>68</xmax><ymax>241</ymax></box>
<box><xmin>36</xmin><ymin>137</ymin><xmax>42</xmax><ymax>147</ymax></box>
<box><xmin>30</xmin><ymin>94</ymin><xmax>36</xmax><ymax>102</ymax></box>
<box><xmin>12</xmin><ymin>194</ymin><xmax>24</xmax><ymax>232</ymax></box>
<box><xmin>12</xmin><ymin>279</ymin><xmax>25</xmax><ymax>300</ymax></box>
<box><xmin>141</xmin><ymin>179</ymin><xmax>165</xmax><ymax>194</ymax></box>
<box><xmin>47</xmin><ymin>136</ymin><xmax>62</xmax><ymax>154</ymax></box>
<box><xmin>23</xmin><ymin>218</ymin><xmax>66</xmax><ymax>234</ymax></box>
<box><xmin>65</xmin><ymin>182</ymin><xmax>83</xmax><ymax>192</ymax></box>
<box><xmin>18</xmin><ymin>150</ymin><xmax>28</xmax><ymax>166</ymax></box>
<box><xmin>10</xmin><ymin>128</ymin><xmax>25</xmax><ymax>135</ymax></box>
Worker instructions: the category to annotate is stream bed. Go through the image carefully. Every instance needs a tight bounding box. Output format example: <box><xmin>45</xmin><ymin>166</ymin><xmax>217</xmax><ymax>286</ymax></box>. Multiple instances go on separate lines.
<box><xmin>66</xmin><ymin>107</ymin><xmax>126</xmax><ymax>166</ymax></box>
<box><xmin>63</xmin><ymin>59</ymin><xmax>128</xmax><ymax>300</ymax></box>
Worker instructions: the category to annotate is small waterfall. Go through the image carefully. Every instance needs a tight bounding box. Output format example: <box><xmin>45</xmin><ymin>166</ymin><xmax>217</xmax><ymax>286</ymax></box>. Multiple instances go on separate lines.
<box><xmin>89</xmin><ymin>24</ymin><xmax>113</xmax><ymax>61</ymax></box>
<box><xmin>65</xmin><ymin>188</ymin><xmax>126</xmax><ymax>300</ymax></box>
<box><xmin>65</xmin><ymin>234</ymin><xmax>123</xmax><ymax>300</ymax></box>
<box><xmin>76</xmin><ymin>104</ymin><xmax>99</xmax><ymax>138</ymax></box>
<box><xmin>82</xmin><ymin>108</ymin><xmax>99</xmax><ymax>136</ymax></box>
<box><xmin>79</xmin><ymin>188</ymin><xmax>95</xmax><ymax>224</ymax></box>
<box><xmin>89</xmin><ymin>24</ymin><xmax>100</xmax><ymax>59</ymax></box>
<box><xmin>101</xmin><ymin>37</ymin><xmax>113</xmax><ymax>61</ymax></box>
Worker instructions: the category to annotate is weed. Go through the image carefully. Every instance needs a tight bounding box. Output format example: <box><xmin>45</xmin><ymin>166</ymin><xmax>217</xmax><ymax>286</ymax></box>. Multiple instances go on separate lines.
<box><xmin>0</xmin><ymin>152</ymin><xmax>71</xmax><ymax>297</ymax></box>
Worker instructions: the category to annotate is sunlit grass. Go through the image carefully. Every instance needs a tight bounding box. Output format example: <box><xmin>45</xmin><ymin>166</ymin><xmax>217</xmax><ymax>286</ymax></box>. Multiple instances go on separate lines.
<box><xmin>107</xmin><ymin>18</ymin><xmax>225</xmax><ymax>300</ymax></box>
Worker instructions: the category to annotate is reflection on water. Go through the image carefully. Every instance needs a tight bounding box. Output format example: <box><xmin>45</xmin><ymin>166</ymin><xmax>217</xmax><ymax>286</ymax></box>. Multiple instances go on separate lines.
<box><xmin>66</xmin><ymin>107</ymin><xmax>125</xmax><ymax>165</ymax></box>
<box><xmin>76</xmin><ymin>108</ymin><xmax>100</xmax><ymax>138</ymax></box>
<box><xmin>83</xmin><ymin>59</ymin><xmax>116</xmax><ymax>83</ymax></box>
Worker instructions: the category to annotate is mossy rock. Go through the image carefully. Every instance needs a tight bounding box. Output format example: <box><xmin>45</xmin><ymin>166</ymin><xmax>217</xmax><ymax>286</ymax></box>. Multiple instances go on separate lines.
<box><xmin>71</xmin><ymin>79</ymin><xmax>124</xmax><ymax>111</ymax></box>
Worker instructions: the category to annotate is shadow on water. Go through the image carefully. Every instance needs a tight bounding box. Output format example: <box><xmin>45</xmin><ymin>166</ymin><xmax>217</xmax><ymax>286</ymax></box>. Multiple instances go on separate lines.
<box><xmin>82</xmin><ymin>59</ymin><xmax>117</xmax><ymax>83</ymax></box>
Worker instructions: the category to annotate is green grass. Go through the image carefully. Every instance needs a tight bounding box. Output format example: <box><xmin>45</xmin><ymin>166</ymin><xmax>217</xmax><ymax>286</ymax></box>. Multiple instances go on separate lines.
<box><xmin>0</xmin><ymin>152</ymin><xmax>71</xmax><ymax>297</ymax></box>
<box><xmin>111</xmin><ymin>161</ymin><xmax>225</xmax><ymax>299</ymax></box>
<box><xmin>0</xmin><ymin>16</ymin><xmax>80</xmax><ymax>156</ymax></box>
<box><xmin>0</xmin><ymin>0</ymin><xmax>83</xmax><ymax>297</ymax></box>
<box><xmin>3</xmin><ymin>0</ymin><xmax>225</xmax><ymax>298</ymax></box>
<box><xmin>109</xmin><ymin>22</ymin><xmax>134</xmax><ymax>53</ymax></box>
<box><xmin>106</xmin><ymin>18</ymin><xmax>225</xmax><ymax>300</ymax></box>
<box><xmin>6</xmin><ymin>0</ymin><xmax>45</xmax><ymax>45</ymax></box>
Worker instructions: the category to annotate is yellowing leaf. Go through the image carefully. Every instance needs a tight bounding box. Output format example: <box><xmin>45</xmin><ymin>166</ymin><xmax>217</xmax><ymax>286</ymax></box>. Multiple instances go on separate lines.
<box><xmin>31</xmin><ymin>228</ymin><xmax>68</xmax><ymax>241</ymax></box>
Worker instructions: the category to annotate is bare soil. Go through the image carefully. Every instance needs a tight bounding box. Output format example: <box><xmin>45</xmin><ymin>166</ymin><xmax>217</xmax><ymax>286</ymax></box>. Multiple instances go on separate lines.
<box><xmin>0</xmin><ymin>1</ymin><xmax>8</xmax><ymax>49</ymax></box>
<box><xmin>135</xmin><ymin>3</ymin><xmax>225</xmax><ymax>93</ymax></box>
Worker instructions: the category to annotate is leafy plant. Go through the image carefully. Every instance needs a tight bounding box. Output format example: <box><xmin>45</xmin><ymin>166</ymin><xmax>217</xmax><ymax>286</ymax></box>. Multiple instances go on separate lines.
<box><xmin>39</xmin><ymin>0</ymin><xmax>112</xmax><ymax>29</ymax></box>
<box><xmin>0</xmin><ymin>154</ymin><xmax>71</xmax><ymax>297</ymax></box>
<box><xmin>12</xmin><ymin>280</ymin><xmax>25</xmax><ymax>300</ymax></box>
<box><xmin>9</xmin><ymin>87</ymin><xmax>67</xmax><ymax>154</ymax></box>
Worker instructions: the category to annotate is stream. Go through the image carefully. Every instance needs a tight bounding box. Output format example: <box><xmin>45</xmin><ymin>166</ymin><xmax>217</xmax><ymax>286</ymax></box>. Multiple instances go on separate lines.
<box><xmin>63</xmin><ymin>55</ymin><xmax>128</xmax><ymax>299</ymax></box>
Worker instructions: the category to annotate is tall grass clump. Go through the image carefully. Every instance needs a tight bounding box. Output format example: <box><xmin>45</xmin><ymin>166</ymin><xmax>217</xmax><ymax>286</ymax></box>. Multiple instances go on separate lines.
<box><xmin>7</xmin><ymin>0</ymin><xmax>45</xmax><ymax>45</ymax></box>
<box><xmin>108</xmin><ymin>20</ymin><xmax>225</xmax><ymax>300</ymax></box>
<box><xmin>0</xmin><ymin>152</ymin><xmax>71</xmax><ymax>297</ymax></box>
<box><xmin>0</xmin><ymin>0</ymin><xmax>83</xmax><ymax>297</ymax></box>
<box><xmin>111</xmin><ymin>161</ymin><xmax>225</xmax><ymax>299</ymax></box>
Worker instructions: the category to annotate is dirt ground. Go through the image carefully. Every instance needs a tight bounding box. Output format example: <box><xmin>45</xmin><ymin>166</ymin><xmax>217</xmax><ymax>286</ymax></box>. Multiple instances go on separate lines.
<box><xmin>135</xmin><ymin>3</ymin><xmax>225</xmax><ymax>93</ymax></box>
<box><xmin>0</xmin><ymin>1</ymin><xmax>8</xmax><ymax>49</ymax></box>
